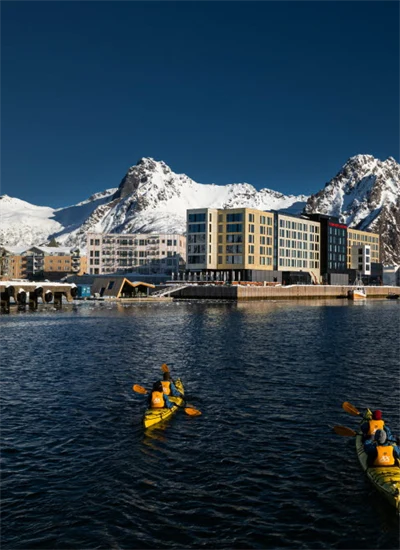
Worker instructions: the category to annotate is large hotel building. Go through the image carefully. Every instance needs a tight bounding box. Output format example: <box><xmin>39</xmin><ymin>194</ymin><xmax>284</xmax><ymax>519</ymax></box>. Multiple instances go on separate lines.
<box><xmin>186</xmin><ymin>208</ymin><xmax>380</xmax><ymax>284</ymax></box>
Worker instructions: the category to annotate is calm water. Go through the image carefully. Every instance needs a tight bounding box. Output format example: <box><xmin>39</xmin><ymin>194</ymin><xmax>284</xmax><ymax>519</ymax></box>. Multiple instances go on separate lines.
<box><xmin>1</xmin><ymin>299</ymin><xmax>399</xmax><ymax>550</ymax></box>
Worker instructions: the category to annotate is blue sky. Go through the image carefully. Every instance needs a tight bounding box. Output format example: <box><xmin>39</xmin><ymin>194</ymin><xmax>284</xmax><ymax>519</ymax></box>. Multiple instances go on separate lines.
<box><xmin>2</xmin><ymin>1</ymin><xmax>399</xmax><ymax>208</ymax></box>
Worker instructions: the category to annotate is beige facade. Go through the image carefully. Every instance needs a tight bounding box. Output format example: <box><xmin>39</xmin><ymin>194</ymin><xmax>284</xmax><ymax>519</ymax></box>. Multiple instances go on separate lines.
<box><xmin>276</xmin><ymin>213</ymin><xmax>321</xmax><ymax>282</ymax></box>
<box><xmin>86</xmin><ymin>232</ymin><xmax>186</xmax><ymax>275</ymax></box>
<box><xmin>187</xmin><ymin>207</ymin><xmax>275</xmax><ymax>275</ymax></box>
<box><xmin>216</xmin><ymin>208</ymin><xmax>274</xmax><ymax>270</ymax></box>
<box><xmin>187</xmin><ymin>208</ymin><xmax>322</xmax><ymax>283</ymax></box>
<box><xmin>0</xmin><ymin>246</ymin><xmax>86</xmax><ymax>280</ymax></box>
<box><xmin>347</xmin><ymin>229</ymin><xmax>380</xmax><ymax>267</ymax></box>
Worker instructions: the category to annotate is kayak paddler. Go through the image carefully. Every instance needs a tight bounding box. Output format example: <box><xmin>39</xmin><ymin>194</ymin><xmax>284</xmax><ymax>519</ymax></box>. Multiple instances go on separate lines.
<box><xmin>148</xmin><ymin>381</ymin><xmax>174</xmax><ymax>409</ymax></box>
<box><xmin>161</xmin><ymin>372</ymin><xmax>183</xmax><ymax>398</ymax></box>
<box><xmin>364</xmin><ymin>429</ymin><xmax>400</xmax><ymax>467</ymax></box>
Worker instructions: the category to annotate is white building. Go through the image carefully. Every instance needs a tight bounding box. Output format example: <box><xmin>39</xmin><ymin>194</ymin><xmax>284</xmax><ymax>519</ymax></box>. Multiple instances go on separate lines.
<box><xmin>86</xmin><ymin>232</ymin><xmax>186</xmax><ymax>275</ymax></box>
<box><xmin>350</xmin><ymin>244</ymin><xmax>371</xmax><ymax>275</ymax></box>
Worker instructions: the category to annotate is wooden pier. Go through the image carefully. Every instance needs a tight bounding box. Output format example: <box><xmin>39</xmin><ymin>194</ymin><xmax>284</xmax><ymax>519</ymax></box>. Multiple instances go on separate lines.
<box><xmin>0</xmin><ymin>281</ymin><xmax>77</xmax><ymax>313</ymax></box>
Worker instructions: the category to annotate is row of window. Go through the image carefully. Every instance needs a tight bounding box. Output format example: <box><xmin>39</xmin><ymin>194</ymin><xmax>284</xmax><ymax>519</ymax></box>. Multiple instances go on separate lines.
<box><xmin>348</xmin><ymin>233</ymin><xmax>379</xmax><ymax>243</ymax></box>
<box><xmin>279</xmin><ymin>249</ymin><xmax>320</xmax><ymax>259</ymax></box>
<box><xmin>89</xmin><ymin>258</ymin><xmax>177</xmax><ymax>266</ymax></box>
<box><xmin>279</xmin><ymin>220</ymin><xmax>320</xmax><ymax>232</ymax></box>
<box><xmin>279</xmin><ymin>259</ymin><xmax>320</xmax><ymax>268</ymax></box>
<box><xmin>279</xmin><ymin>239</ymin><xmax>319</xmax><ymax>250</ymax></box>
<box><xmin>278</xmin><ymin>229</ymin><xmax>320</xmax><ymax>242</ymax></box>
<box><xmin>90</xmin><ymin>250</ymin><xmax>176</xmax><ymax>257</ymax></box>
<box><xmin>90</xmin><ymin>238</ymin><xmax>180</xmax><ymax>246</ymax></box>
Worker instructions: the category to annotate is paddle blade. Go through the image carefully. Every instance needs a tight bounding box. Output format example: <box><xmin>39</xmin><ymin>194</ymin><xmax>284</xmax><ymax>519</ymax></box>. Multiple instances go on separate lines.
<box><xmin>161</xmin><ymin>363</ymin><xmax>170</xmax><ymax>373</ymax></box>
<box><xmin>133</xmin><ymin>384</ymin><xmax>147</xmax><ymax>394</ymax></box>
<box><xmin>184</xmin><ymin>407</ymin><xmax>202</xmax><ymax>416</ymax></box>
<box><xmin>333</xmin><ymin>425</ymin><xmax>357</xmax><ymax>437</ymax></box>
<box><xmin>342</xmin><ymin>401</ymin><xmax>361</xmax><ymax>416</ymax></box>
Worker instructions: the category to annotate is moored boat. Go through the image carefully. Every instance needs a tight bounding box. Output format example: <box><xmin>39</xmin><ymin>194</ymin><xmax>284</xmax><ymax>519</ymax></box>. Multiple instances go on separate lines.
<box><xmin>355</xmin><ymin>409</ymin><xmax>400</xmax><ymax>511</ymax></box>
<box><xmin>348</xmin><ymin>287</ymin><xmax>367</xmax><ymax>300</ymax></box>
<box><xmin>143</xmin><ymin>379</ymin><xmax>185</xmax><ymax>429</ymax></box>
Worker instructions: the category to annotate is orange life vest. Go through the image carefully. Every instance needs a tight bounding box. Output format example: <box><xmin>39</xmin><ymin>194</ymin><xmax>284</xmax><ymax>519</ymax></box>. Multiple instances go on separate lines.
<box><xmin>151</xmin><ymin>390</ymin><xmax>165</xmax><ymax>409</ymax></box>
<box><xmin>368</xmin><ymin>419</ymin><xmax>384</xmax><ymax>435</ymax></box>
<box><xmin>161</xmin><ymin>380</ymin><xmax>171</xmax><ymax>395</ymax></box>
<box><xmin>373</xmin><ymin>445</ymin><xmax>395</xmax><ymax>467</ymax></box>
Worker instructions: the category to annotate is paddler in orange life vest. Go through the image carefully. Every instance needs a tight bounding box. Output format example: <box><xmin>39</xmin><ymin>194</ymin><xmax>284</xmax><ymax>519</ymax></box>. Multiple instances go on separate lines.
<box><xmin>364</xmin><ymin>429</ymin><xmax>400</xmax><ymax>468</ymax></box>
<box><xmin>148</xmin><ymin>381</ymin><xmax>174</xmax><ymax>409</ymax></box>
<box><xmin>161</xmin><ymin>372</ymin><xmax>183</xmax><ymax>398</ymax></box>
<box><xmin>361</xmin><ymin>410</ymin><xmax>394</xmax><ymax>442</ymax></box>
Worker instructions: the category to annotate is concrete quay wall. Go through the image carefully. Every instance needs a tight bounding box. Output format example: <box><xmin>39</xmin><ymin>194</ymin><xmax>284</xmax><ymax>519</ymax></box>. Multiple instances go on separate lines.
<box><xmin>174</xmin><ymin>285</ymin><xmax>400</xmax><ymax>301</ymax></box>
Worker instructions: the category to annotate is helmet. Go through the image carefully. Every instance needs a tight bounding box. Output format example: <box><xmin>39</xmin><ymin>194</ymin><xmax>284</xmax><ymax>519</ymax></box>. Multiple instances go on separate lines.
<box><xmin>372</xmin><ymin>410</ymin><xmax>382</xmax><ymax>420</ymax></box>
<box><xmin>153</xmin><ymin>381</ymin><xmax>163</xmax><ymax>392</ymax></box>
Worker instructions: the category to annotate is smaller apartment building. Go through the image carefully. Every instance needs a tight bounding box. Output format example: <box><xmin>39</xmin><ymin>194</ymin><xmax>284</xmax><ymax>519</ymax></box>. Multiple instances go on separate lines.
<box><xmin>347</xmin><ymin>229</ymin><xmax>380</xmax><ymax>273</ymax></box>
<box><xmin>86</xmin><ymin>232</ymin><xmax>186</xmax><ymax>275</ymax></box>
<box><xmin>0</xmin><ymin>246</ymin><xmax>87</xmax><ymax>280</ymax></box>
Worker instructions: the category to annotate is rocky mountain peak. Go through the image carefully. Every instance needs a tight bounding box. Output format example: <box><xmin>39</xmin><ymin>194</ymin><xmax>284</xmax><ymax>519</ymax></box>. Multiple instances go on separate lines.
<box><xmin>114</xmin><ymin>157</ymin><xmax>174</xmax><ymax>200</ymax></box>
<box><xmin>304</xmin><ymin>154</ymin><xmax>400</xmax><ymax>263</ymax></box>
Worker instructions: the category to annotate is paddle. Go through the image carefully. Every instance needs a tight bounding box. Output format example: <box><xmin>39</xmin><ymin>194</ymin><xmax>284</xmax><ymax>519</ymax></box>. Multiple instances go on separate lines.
<box><xmin>342</xmin><ymin>401</ymin><xmax>361</xmax><ymax>416</ymax></box>
<box><xmin>161</xmin><ymin>363</ymin><xmax>169</xmax><ymax>373</ymax></box>
<box><xmin>132</xmin><ymin>384</ymin><xmax>202</xmax><ymax>416</ymax></box>
<box><xmin>333</xmin><ymin>425</ymin><xmax>357</xmax><ymax>437</ymax></box>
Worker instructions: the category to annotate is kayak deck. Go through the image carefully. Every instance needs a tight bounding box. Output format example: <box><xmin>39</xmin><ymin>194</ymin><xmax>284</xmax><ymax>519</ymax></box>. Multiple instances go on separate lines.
<box><xmin>143</xmin><ymin>379</ymin><xmax>185</xmax><ymax>429</ymax></box>
<box><xmin>355</xmin><ymin>430</ymin><xmax>400</xmax><ymax>511</ymax></box>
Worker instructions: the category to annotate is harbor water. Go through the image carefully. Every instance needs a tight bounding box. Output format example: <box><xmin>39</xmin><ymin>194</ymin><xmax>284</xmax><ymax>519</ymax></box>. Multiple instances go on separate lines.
<box><xmin>1</xmin><ymin>299</ymin><xmax>399</xmax><ymax>549</ymax></box>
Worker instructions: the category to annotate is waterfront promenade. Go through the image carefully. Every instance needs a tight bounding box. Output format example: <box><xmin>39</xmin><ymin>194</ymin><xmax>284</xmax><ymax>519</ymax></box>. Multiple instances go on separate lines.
<box><xmin>172</xmin><ymin>284</ymin><xmax>400</xmax><ymax>301</ymax></box>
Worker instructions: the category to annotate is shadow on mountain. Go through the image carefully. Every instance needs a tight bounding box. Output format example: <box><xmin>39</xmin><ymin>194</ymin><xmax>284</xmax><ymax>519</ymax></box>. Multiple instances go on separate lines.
<box><xmin>278</xmin><ymin>201</ymin><xmax>307</xmax><ymax>215</ymax></box>
<box><xmin>52</xmin><ymin>194</ymin><xmax>116</xmax><ymax>232</ymax></box>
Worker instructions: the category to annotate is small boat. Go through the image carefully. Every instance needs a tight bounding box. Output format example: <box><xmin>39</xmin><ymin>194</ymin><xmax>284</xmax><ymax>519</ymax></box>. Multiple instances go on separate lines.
<box><xmin>348</xmin><ymin>287</ymin><xmax>367</xmax><ymax>300</ymax></box>
<box><xmin>386</xmin><ymin>293</ymin><xmax>399</xmax><ymax>300</ymax></box>
<box><xmin>355</xmin><ymin>409</ymin><xmax>400</xmax><ymax>510</ymax></box>
<box><xmin>348</xmin><ymin>274</ymin><xmax>367</xmax><ymax>300</ymax></box>
<box><xmin>143</xmin><ymin>379</ymin><xmax>185</xmax><ymax>429</ymax></box>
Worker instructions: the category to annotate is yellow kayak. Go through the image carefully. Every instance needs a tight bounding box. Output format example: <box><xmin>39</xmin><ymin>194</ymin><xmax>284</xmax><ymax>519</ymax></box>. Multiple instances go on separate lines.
<box><xmin>355</xmin><ymin>410</ymin><xmax>400</xmax><ymax>511</ymax></box>
<box><xmin>143</xmin><ymin>379</ymin><xmax>185</xmax><ymax>429</ymax></box>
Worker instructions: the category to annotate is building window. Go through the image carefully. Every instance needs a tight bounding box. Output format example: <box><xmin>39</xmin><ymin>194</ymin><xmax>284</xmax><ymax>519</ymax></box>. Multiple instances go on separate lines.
<box><xmin>188</xmin><ymin>224</ymin><xmax>206</xmax><ymax>233</ymax></box>
<box><xmin>188</xmin><ymin>213</ymin><xmax>206</xmax><ymax>222</ymax></box>
<box><xmin>226</xmin><ymin>224</ymin><xmax>242</xmax><ymax>233</ymax></box>
<box><xmin>226</xmin><ymin>255</ymin><xmax>243</xmax><ymax>264</ymax></box>
<box><xmin>226</xmin><ymin>213</ymin><xmax>243</xmax><ymax>222</ymax></box>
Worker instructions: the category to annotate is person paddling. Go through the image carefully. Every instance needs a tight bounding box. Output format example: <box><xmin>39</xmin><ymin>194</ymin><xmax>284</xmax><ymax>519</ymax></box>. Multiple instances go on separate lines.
<box><xmin>161</xmin><ymin>371</ymin><xmax>183</xmax><ymax>398</ymax></box>
<box><xmin>361</xmin><ymin>410</ymin><xmax>394</xmax><ymax>441</ymax></box>
<box><xmin>364</xmin><ymin>429</ymin><xmax>400</xmax><ymax>467</ymax></box>
<box><xmin>148</xmin><ymin>381</ymin><xmax>174</xmax><ymax>410</ymax></box>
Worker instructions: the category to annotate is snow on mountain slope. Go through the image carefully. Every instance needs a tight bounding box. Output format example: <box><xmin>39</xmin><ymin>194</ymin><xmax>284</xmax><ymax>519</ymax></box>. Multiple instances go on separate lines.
<box><xmin>1</xmin><ymin>157</ymin><xmax>306</xmax><ymax>250</ymax></box>
<box><xmin>0</xmin><ymin>195</ymin><xmax>62</xmax><ymax>247</ymax></box>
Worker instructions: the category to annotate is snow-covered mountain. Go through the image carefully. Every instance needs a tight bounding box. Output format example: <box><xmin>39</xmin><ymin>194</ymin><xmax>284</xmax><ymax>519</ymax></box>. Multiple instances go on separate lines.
<box><xmin>0</xmin><ymin>155</ymin><xmax>398</xmax><ymax>264</ymax></box>
<box><xmin>304</xmin><ymin>154</ymin><xmax>400</xmax><ymax>264</ymax></box>
<box><xmin>0</xmin><ymin>157</ymin><xmax>307</xmax><ymax>250</ymax></box>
